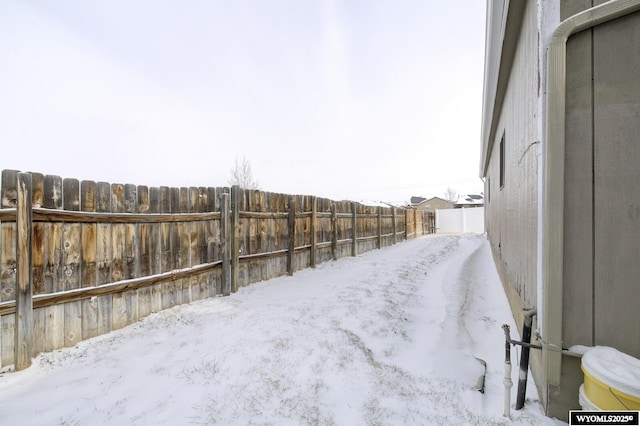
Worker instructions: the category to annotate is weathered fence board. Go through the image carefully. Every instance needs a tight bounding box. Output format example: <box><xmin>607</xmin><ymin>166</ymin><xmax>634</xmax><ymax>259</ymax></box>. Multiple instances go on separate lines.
<box><xmin>43</xmin><ymin>174</ymin><xmax>64</xmax><ymax>354</ymax></box>
<box><xmin>96</xmin><ymin>181</ymin><xmax>113</xmax><ymax>336</ymax></box>
<box><xmin>206</xmin><ymin>187</ymin><xmax>219</xmax><ymax>295</ymax></box>
<box><xmin>111</xmin><ymin>183</ymin><xmax>127</xmax><ymax>331</ymax></box>
<box><xmin>230</xmin><ymin>186</ymin><xmax>240</xmax><ymax>293</ymax></box>
<box><xmin>160</xmin><ymin>186</ymin><xmax>173</xmax><ymax>309</ymax></box>
<box><xmin>30</xmin><ymin>173</ymin><xmax>45</xmax><ymax>357</ymax></box>
<box><xmin>220</xmin><ymin>191</ymin><xmax>231</xmax><ymax>296</ymax></box>
<box><xmin>170</xmin><ymin>187</ymin><xmax>183</xmax><ymax>305</ymax></box>
<box><xmin>287</xmin><ymin>196</ymin><xmax>296</xmax><ymax>275</ymax></box>
<box><xmin>187</xmin><ymin>187</ymin><xmax>200</xmax><ymax>303</ymax></box>
<box><xmin>149</xmin><ymin>187</ymin><xmax>162</xmax><ymax>312</ymax></box>
<box><xmin>80</xmin><ymin>180</ymin><xmax>99</xmax><ymax>340</ymax></box>
<box><xmin>178</xmin><ymin>187</ymin><xmax>190</xmax><ymax>304</ymax></box>
<box><xmin>62</xmin><ymin>178</ymin><xmax>82</xmax><ymax>348</ymax></box>
<box><xmin>147</xmin><ymin>186</ymin><xmax>162</xmax><ymax>313</ymax></box>
<box><xmin>137</xmin><ymin>185</ymin><xmax>152</xmax><ymax>319</ymax></box>
<box><xmin>197</xmin><ymin>187</ymin><xmax>210</xmax><ymax>299</ymax></box>
<box><xmin>124</xmin><ymin>183</ymin><xmax>139</xmax><ymax>326</ymax></box>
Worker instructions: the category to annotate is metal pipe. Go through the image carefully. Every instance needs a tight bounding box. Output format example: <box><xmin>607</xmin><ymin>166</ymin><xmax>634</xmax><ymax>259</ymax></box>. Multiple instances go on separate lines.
<box><xmin>502</xmin><ymin>324</ymin><xmax>513</xmax><ymax>418</ymax></box>
<box><xmin>504</xmin><ymin>338</ymin><xmax>542</xmax><ymax>350</ymax></box>
<box><xmin>516</xmin><ymin>310</ymin><xmax>537</xmax><ymax>410</ymax></box>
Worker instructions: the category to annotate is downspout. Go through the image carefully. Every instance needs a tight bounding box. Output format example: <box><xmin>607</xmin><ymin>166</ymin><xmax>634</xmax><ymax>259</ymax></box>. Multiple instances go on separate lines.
<box><xmin>542</xmin><ymin>0</ymin><xmax>640</xmax><ymax>388</ymax></box>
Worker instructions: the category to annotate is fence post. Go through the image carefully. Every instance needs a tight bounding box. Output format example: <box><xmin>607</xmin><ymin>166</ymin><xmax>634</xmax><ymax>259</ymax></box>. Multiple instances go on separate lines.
<box><xmin>392</xmin><ymin>207</ymin><xmax>397</xmax><ymax>244</ymax></box>
<box><xmin>377</xmin><ymin>208</ymin><xmax>382</xmax><ymax>249</ymax></box>
<box><xmin>1</xmin><ymin>170</ymin><xmax>17</xmax><ymax>367</ymax></box>
<box><xmin>230</xmin><ymin>186</ymin><xmax>240</xmax><ymax>293</ymax></box>
<box><xmin>404</xmin><ymin>208</ymin><xmax>409</xmax><ymax>240</ymax></box>
<box><xmin>310</xmin><ymin>196</ymin><xmax>317</xmax><ymax>268</ymax></box>
<box><xmin>351</xmin><ymin>201</ymin><xmax>357</xmax><ymax>257</ymax></box>
<box><xmin>220</xmin><ymin>191</ymin><xmax>231</xmax><ymax>296</ymax></box>
<box><xmin>15</xmin><ymin>172</ymin><xmax>33</xmax><ymax>371</ymax></box>
<box><xmin>404</xmin><ymin>209</ymin><xmax>409</xmax><ymax>240</ymax></box>
<box><xmin>331</xmin><ymin>202</ymin><xmax>338</xmax><ymax>260</ymax></box>
<box><xmin>287</xmin><ymin>196</ymin><xmax>296</xmax><ymax>275</ymax></box>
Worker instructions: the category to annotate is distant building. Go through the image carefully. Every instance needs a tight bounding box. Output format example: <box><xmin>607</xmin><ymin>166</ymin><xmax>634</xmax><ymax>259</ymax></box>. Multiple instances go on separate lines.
<box><xmin>410</xmin><ymin>196</ymin><xmax>453</xmax><ymax>213</ymax></box>
<box><xmin>481</xmin><ymin>0</ymin><xmax>640</xmax><ymax>421</ymax></box>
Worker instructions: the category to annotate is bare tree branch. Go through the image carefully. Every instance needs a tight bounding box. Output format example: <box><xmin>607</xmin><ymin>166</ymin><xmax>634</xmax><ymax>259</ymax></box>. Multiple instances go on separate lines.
<box><xmin>228</xmin><ymin>156</ymin><xmax>259</xmax><ymax>190</ymax></box>
<box><xmin>444</xmin><ymin>187</ymin><xmax>459</xmax><ymax>203</ymax></box>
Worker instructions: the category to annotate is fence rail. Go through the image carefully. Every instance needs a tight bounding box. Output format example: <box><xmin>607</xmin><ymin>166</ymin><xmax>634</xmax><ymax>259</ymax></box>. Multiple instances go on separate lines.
<box><xmin>0</xmin><ymin>169</ymin><xmax>433</xmax><ymax>370</ymax></box>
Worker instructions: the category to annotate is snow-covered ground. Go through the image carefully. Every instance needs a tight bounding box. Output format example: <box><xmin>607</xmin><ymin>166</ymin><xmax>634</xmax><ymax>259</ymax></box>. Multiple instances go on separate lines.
<box><xmin>0</xmin><ymin>234</ymin><xmax>566</xmax><ymax>425</ymax></box>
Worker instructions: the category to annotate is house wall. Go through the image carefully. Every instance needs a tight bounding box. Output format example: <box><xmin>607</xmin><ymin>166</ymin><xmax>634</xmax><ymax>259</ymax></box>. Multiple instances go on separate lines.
<box><xmin>484</xmin><ymin>0</ymin><xmax>539</xmax><ymax>314</ymax></box>
<box><xmin>482</xmin><ymin>0</ymin><xmax>548</xmax><ymax>412</ymax></box>
<box><xmin>416</xmin><ymin>198</ymin><xmax>451</xmax><ymax>213</ymax></box>
<box><xmin>484</xmin><ymin>0</ymin><xmax>640</xmax><ymax>421</ymax></box>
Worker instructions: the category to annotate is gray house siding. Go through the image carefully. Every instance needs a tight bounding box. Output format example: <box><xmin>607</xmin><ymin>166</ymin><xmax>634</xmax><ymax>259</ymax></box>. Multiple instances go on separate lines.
<box><xmin>484</xmin><ymin>0</ymin><xmax>539</xmax><ymax>312</ymax></box>
<box><xmin>563</xmin><ymin>23</ymin><xmax>594</xmax><ymax>350</ymax></box>
<box><xmin>592</xmin><ymin>10</ymin><xmax>640</xmax><ymax>357</ymax></box>
<box><xmin>564</xmin><ymin>6</ymin><xmax>640</xmax><ymax>355</ymax></box>
<box><xmin>557</xmin><ymin>6</ymin><xmax>640</xmax><ymax>418</ymax></box>
<box><xmin>483</xmin><ymin>0</ymin><xmax>545</xmax><ymax>409</ymax></box>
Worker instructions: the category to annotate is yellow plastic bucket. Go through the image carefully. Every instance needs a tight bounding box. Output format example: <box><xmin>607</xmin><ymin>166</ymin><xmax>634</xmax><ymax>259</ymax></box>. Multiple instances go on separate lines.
<box><xmin>579</xmin><ymin>384</ymin><xmax>601</xmax><ymax>411</ymax></box>
<box><xmin>581</xmin><ymin>347</ymin><xmax>640</xmax><ymax>410</ymax></box>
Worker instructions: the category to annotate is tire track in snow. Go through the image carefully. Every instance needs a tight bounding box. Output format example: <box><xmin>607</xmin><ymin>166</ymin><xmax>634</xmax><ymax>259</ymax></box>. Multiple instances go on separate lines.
<box><xmin>325</xmin><ymin>235</ymin><xmax>506</xmax><ymax>425</ymax></box>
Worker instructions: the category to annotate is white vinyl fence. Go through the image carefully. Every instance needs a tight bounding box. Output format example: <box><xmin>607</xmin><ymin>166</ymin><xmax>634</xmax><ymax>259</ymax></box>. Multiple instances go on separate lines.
<box><xmin>435</xmin><ymin>207</ymin><xmax>484</xmax><ymax>234</ymax></box>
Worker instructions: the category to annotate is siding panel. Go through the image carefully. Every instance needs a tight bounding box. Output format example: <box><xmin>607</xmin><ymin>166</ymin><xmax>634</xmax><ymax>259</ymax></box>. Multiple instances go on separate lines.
<box><xmin>592</xmin><ymin>11</ymin><xmax>640</xmax><ymax>356</ymax></box>
<box><xmin>563</xmin><ymin>29</ymin><xmax>594</xmax><ymax>348</ymax></box>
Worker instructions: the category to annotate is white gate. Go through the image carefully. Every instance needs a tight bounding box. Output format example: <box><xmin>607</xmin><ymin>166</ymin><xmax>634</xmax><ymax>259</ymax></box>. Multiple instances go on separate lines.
<box><xmin>435</xmin><ymin>207</ymin><xmax>484</xmax><ymax>234</ymax></box>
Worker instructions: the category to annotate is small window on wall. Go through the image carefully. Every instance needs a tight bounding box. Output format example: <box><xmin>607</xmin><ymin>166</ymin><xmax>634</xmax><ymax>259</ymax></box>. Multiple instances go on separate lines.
<box><xmin>499</xmin><ymin>133</ymin><xmax>505</xmax><ymax>189</ymax></box>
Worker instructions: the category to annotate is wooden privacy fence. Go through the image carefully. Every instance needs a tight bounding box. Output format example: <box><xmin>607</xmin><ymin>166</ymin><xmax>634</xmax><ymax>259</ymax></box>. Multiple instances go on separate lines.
<box><xmin>0</xmin><ymin>169</ymin><xmax>433</xmax><ymax>370</ymax></box>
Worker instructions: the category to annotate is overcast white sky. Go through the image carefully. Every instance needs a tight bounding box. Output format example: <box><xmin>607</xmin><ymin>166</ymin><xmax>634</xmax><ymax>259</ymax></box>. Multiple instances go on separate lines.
<box><xmin>0</xmin><ymin>1</ymin><xmax>486</xmax><ymax>204</ymax></box>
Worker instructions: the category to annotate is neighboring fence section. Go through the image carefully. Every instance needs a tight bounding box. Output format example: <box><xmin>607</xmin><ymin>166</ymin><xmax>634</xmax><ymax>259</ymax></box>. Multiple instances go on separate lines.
<box><xmin>435</xmin><ymin>207</ymin><xmax>485</xmax><ymax>234</ymax></box>
<box><xmin>0</xmin><ymin>169</ymin><xmax>433</xmax><ymax>370</ymax></box>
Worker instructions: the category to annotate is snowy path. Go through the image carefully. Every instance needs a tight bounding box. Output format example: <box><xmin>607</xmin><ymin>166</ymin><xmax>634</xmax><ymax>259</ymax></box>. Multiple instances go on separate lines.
<box><xmin>0</xmin><ymin>235</ymin><xmax>565</xmax><ymax>425</ymax></box>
